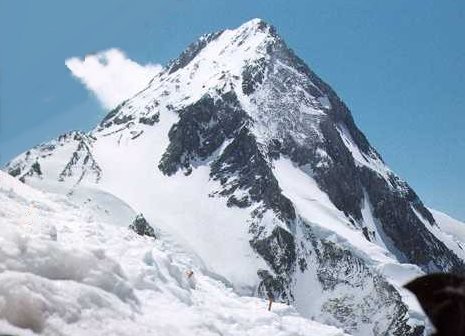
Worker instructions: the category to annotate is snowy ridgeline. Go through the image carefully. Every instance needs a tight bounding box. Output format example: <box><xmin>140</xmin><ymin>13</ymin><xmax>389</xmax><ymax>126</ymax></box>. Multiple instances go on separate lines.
<box><xmin>0</xmin><ymin>172</ymin><xmax>348</xmax><ymax>336</ymax></box>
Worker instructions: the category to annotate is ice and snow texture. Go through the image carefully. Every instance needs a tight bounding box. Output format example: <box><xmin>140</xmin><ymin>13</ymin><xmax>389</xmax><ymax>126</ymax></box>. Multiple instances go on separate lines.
<box><xmin>0</xmin><ymin>172</ymin><xmax>347</xmax><ymax>336</ymax></box>
<box><xmin>272</xmin><ymin>158</ymin><xmax>427</xmax><ymax>326</ymax></box>
<box><xmin>430</xmin><ymin>208</ymin><xmax>465</xmax><ymax>244</ymax></box>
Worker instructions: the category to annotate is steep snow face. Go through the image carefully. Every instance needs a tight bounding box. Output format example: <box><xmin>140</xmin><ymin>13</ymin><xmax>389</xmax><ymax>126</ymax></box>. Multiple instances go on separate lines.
<box><xmin>273</xmin><ymin>158</ymin><xmax>428</xmax><ymax>334</ymax></box>
<box><xmin>430</xmin><ymin>209</ymin><xmax>465</xmax><ymax>245</ymax></box>
<box><xmin>91</xmin><ymin>120</ymin><xmax>270</xmax><ymax>291</ymax></box>
<box><xmin>0</xmin><ymin>171</ymin><xmax>348</xmax><ymax>336</ymax></box>
<box><xmin>4</xmin><ymin>18</ymin><xmax>463</xmax><ymax>336</ymax></box>
<box><xmin>424</xmin><ymin>209</ymin><xmax>465</xmax><ymax>261</ymax></box>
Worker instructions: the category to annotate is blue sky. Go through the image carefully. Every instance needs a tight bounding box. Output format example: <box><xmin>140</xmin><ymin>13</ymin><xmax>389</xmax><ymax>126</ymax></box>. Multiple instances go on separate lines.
<box><xmin>1</xmin><ymin>0</ymin><xmax>464</xmax><ymax>220</ymax></box>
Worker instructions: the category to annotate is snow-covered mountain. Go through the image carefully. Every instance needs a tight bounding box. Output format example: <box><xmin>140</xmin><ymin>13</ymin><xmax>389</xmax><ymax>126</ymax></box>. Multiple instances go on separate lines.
<box><xmin>0</xmin><ymin>171</ymin><xmax>348</xmax><ymax>336</ymax></box>
<box><xmin>4</xmin><ymin>18</ymin><xmax>465</xmax><ymax>335</ymax></box>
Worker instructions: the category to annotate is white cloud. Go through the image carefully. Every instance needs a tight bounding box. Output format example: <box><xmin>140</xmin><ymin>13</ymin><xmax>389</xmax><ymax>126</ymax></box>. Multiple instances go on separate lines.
<box><xmin>65</xmin><ymin>49</ymin><xmax>161</xmax><ymax>110</ymax></box>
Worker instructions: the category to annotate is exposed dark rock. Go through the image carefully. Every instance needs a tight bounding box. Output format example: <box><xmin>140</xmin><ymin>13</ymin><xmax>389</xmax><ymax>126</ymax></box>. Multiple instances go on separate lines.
<box><xmin>242</xmin><ymin>57</ymin><xmax>266</xmax><ymax>95</ymax></box>
<box><xmin>19</xmin><ymin>161</ymin><xmax>42</xmax><ymax>183</ymax></box>
<box><xmin>31</xmin><ymin>162</ymin><xmax>42</xmax><ymax>176</ymax></box>
<box><xmin>58</xmin><ymin>138</ymin><xmax>102</xmax><ymax>184</ymax></box>
<box><xmin>250</xmin><ymin>224</ymin><xmax>297</xmax><ymax>305</ymax></box>
<box><xmin>8</xmin><ymin>166</ymin><xmax>21</xmax><ymax>177</ymax></box>
<box><xmin>113</xmin><ymin>114</ymin><xmax>134</xmax><ymax>125</ymax></box>
<box><xmin>139</xmin><ymin>113</ymin><xmax>160</xmax><ymax>125</ymax></box>
<box><xmin>252</xmin><ymin>226</ymin><xmax>296</xmax><ymax>276</ymax></box>
<box><xmin>98</xmin><ymin>102</ymin><xmax>136</xmax><ymax>129</ymax></box>
<box><xmin>131</xmin><ymin>130</ymin><xmax>144</xmax><ymax>140</ymax></box>
<box><xmin>211</xmin><ymin>127</ymin><xmax>295</xmax><ymax>222</ymax></box>
<box><xmin>362</xmin><ymin>227</ymin><xmax>371</xmax><ymax>241</ymax></box>
<box><xmin>129</xmin><ymin>214</ymin><xmax>156</xmax><ymax>238</ymax></box>
<box><xmin>99</xmin><ymin>102</ymin><xmax>125</xmax><ymax>128</ymax></box>
<box><xmin>158</xmin><ymin>92</ymin><xmax>248</xmax><ymax>175</ymax></box>
<box><xmin>360</xmin><ymin>166</ymin><xmax>465</xmax><ymax>273</ymax></box>
<box><xmin>256</xmin><ymin>269</ymin><xmax>289</xmax><ymax>302</ymax></box>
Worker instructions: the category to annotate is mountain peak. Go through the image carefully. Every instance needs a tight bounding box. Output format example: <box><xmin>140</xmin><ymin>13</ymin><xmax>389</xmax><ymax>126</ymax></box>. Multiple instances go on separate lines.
<box><xmin>6</xmin><ymin>19</ymin><xmax>465</xmax><ymax>336</ymax></box>
<box><xmin>165</xmin><ymin>18</ymin><xmax>278</xmax><ymax>76</ymax></box>
<box><xmin>235</xmin><ymin>18</ymin><xmax>275</xmax><ymax>34</ymax></box>
<box><xmin>241</xmin><ymin>17</ymin><xmax>267</xmax><ymax>27</ymax></box>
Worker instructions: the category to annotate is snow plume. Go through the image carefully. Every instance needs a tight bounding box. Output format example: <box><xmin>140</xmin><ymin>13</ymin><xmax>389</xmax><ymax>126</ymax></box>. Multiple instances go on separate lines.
<box><xmin>65</xmin><ymin>49</ymin><xmax>161</xmax><ymax>109</ymax></box>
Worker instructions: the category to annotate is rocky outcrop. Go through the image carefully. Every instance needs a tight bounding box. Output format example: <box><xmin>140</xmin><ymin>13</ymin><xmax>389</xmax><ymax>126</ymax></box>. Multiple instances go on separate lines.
<box><xmin>129</xmin><ymin>214</ymin><xmax>156</xmax><ymax>238</ymax></box>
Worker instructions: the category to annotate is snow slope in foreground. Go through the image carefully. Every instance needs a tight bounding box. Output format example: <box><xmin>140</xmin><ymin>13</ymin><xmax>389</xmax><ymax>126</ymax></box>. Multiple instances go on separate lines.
<box><xmin>0</xmin><ymin>172</ymin><xmax>348</xmax><ymax>336</ymax></box>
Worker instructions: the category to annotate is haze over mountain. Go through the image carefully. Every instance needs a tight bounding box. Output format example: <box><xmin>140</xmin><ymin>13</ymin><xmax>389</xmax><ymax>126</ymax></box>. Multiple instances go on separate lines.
<box><xmin>2</xmin><ymin>19</ymin><xmax>465</xmax><ymax>336</ymax></box>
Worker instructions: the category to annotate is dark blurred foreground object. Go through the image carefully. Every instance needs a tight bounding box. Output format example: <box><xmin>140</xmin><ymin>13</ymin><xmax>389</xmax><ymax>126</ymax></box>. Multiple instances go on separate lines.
<box><xmin>405</xmin><ymin>273</ymin><xmax>465</xmax><ymax>336</ymax></box>
<box><xmin>128</xmin><ymin>214</ymin><xmax>156</xmax><ymax>238</ymax></box>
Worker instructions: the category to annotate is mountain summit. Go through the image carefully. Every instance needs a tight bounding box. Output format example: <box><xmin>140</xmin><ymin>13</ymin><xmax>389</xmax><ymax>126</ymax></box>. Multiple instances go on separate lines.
<box><xmin>5</xmin><ymin>19</ymin><xmax>465</xmax><ymax>335</ymax></box>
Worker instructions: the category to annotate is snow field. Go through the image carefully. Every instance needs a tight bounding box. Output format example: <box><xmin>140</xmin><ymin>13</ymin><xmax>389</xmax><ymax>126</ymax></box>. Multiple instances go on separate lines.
<box><xmin>0</xmin><ymin>171</ymin><xmax>348</xmax><ymax>336</ymax></box>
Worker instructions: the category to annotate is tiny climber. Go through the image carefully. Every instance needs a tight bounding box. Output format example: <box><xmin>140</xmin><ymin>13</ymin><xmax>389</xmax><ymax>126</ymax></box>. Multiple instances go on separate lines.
<box><xmin>267</xmin><ymin>295</ymin><xmax>273</xmax><ymax>311</ymax></box>
<box><xmin>186</xmin><ymin>270</ymin><xmax>196</xmax><ymax>289</ymax></box>
<box><xmin>257</xmin><ymin>270</ymin><xmax>276</xmax><ymax>312</ymax></box>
